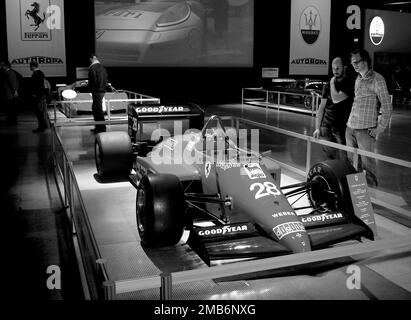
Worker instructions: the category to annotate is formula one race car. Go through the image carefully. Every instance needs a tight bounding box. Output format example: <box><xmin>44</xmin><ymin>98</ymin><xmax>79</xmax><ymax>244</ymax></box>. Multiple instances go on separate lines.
<box><xmin>58</xmin><ymin>80</ymin><xmax>129</xmax><ymax>117</ymax></box>
<box><xmin>94</xmin><ymin>103</ymin><xmax>374</xmax><ymax>265</ymax></box>
<box><xmin>95</xmin><ymin>0</ymin><xmax>206</xmax><ymax>66</ymax></box>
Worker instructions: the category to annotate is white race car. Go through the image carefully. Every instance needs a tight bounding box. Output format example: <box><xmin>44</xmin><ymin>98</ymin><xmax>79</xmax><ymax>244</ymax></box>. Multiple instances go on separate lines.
<box><xmin>95</xmin><ymin>0</ymin><xmax>206</xmax><ymax>66</ymax></box>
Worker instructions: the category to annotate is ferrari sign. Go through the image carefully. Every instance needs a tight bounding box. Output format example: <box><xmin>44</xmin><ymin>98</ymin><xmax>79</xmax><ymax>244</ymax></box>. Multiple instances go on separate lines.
<box><xmin>6</xmin><ymin>0</ymin><xmax>67</xmax><ymax>77</ymax></box>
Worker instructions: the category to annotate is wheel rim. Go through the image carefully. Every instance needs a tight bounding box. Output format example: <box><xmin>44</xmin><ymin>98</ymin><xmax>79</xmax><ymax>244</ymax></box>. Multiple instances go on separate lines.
<box><xmin>309</xmin><ymin>175</ymin><xmax>338</xmax><ymax>210</ymax></box>
<box><xmin>136</xmin><ymin>188</ymin><xmax>146</xmax><ymax>233</ymax></box>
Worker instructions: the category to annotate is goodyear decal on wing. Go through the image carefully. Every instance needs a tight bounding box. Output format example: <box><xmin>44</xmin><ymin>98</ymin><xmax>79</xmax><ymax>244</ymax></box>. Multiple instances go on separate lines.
<box><xmin>273</xmin><ymin>222</ymin><xmax>305</xmax><ymax>240</ymax></box>
<box><xmin>243</xmin><ymin>163</ymin><xmax>266</xmax><ymax>180</ymax></box>
<box><xmin>197</xmin><ymin>224</ymin><xmax>248</xmax><ymax>237</ymax></box>
<box><xmin>300</xmin><ymin>212</ymin><xmax>345</xmax><ymax>226</ymax></box>
<box><xmin>136</xmin><ymin>106</ymin><xmax>186</xmax><ymax>113</ymax></box>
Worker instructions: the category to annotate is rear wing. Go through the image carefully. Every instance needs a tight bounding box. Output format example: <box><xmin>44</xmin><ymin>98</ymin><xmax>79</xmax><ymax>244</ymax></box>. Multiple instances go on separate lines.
<box><xmin>128</xmin><ymin>103</ymin><xmax>205</xmax><ymax>142</ymax></box>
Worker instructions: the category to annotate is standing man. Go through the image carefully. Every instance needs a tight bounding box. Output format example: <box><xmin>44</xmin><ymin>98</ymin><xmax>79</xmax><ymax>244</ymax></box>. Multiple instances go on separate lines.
<box><xmin>346</xmin><ymin>48</ymin><xmax>392</xmax><ymax>187</ymax></box>
<box><xmin>313</xmin><ymin>56</ymin><xmax>355</xmax><ymax>160</ymax></box>
<box><xmin>0</xmin><ymin>60</ymin><xmax>19</xmax><ymax>125</ymax></box>
<box><xmin>88</xmin><ymin>53</ymin><xmax>108</xmax><ymax>133</ymax></box>
<box><xmin>29</xmin><ymin>60</ymin><xmax>48</xmax><ymax>133</ymax></box>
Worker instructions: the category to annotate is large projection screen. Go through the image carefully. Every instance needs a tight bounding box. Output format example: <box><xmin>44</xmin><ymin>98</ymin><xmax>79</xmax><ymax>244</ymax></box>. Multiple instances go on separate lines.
<box><xmin>94</xmin><ymin>0</ymin><xmax>254</xmax><ymax>67</ymax></box>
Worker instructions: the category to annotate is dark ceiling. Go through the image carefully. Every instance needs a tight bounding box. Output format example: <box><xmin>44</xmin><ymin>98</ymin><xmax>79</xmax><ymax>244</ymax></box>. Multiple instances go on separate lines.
<box><xmin>366</xmin><ymin>0</ymin><xmax>411</xmax><ymax>13</ymax></box>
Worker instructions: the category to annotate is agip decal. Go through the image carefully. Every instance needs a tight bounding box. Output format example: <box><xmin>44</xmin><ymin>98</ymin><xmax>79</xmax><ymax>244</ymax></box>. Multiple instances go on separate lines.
<box><xmin>273</xmin><ymin>222</ymin><xmax>306</xmax><ymax>240</ymax></box>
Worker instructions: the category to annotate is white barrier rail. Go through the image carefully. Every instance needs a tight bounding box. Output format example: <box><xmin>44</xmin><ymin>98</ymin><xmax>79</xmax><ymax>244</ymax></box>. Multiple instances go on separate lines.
<box><xmin>52</xmin><ymin>90</ymin><xmax>160</xmax><ymax>124</ymax></box>
<box><xmin>242</xmin><ymin>87</ymin><xmax>321</xmax><ymax>116</ymax></box>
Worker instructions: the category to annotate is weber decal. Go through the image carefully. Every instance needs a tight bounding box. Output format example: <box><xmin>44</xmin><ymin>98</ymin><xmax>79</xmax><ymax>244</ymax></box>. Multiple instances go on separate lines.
<box><xmin>273</xmin><ymin>222</ymin><xmax>305</xmax><ymax>240</ymax></box>
<box><xmin>243</xmin><ymin>163</ymin><xmax>266</xmax><ymax>180</ymax></box>
<box><xmin>272</xmin><ymin>211</ymin><xmax>296</xmax><ymax>219</ymax></box>
<box><xmin>197</xmin><ymin>224</ymin><xmax>248</xmax><ymax>237</ymax></box>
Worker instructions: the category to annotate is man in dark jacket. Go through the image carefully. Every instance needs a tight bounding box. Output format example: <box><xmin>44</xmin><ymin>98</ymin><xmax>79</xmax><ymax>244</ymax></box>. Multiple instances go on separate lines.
<box><xmin>29</xmin><ymin>60</ymin><xmax>48</xmax><ymax>133</ymax></box>
<box><xmin>88</xmin><ymin>54</ymin><xmax>108</xmax><ymax>133</ymax></box>
<box><xmin>0</xmin><ymin>60</ymin><xmax>19</xmax><ymax>125</ymax></box>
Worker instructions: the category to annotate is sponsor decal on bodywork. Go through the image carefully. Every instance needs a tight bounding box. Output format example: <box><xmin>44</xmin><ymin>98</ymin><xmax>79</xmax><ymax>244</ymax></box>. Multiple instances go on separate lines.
<box><xmin>163</xmin><ymin>138</ymin><xmax>177</xmax><ymax>151</ymax></box>
<box><xmin>300</xmin><ymin>212</ymin><xmax>346</xmax><ymax>227</ymax></box>
<box><xmin>216</xmin><ymin>160</ymin><xmax>241</xmax><ymax>171</ymax></box>
<box><xmin>243</xmin><ymin>163</ymin><xmax>266</xmax><ymax>180</ymax></box>
<box><xmin>272</xmin><ymin>211</ymin><xmax>296</xmax><ymax>219</ymax></box>
<box><xmin>273</xmin><ymin>222</ymin><xmax>306</xmax><ymax>240</ymax></box>
<box><xmin>204</xmin><ymin>161</ymin><xmax>212</xmax><ymax>178</ymax></box>
<box><xmin>135</xmin><ymin>106</ymin><xmax>187</xmax><ymax>114</ymax></box>
<box><xmin>197</xmin><ymin>224</ymin><xmax>249</xmax><ymax>237</ymax></box>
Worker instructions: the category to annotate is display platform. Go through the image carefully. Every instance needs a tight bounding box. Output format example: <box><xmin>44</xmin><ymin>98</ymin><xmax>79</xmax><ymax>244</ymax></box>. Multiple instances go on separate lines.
<box><xmin>54</xmin><ymin>121</ymin><xmax>411</xmax><ymax>300</ymax></box>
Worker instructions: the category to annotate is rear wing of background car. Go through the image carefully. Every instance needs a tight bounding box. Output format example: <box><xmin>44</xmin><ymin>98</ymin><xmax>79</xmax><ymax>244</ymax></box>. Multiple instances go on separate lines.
<box><xmin>128</xmin><ymin>102</ymin><xmax>205</xmax><ymax>142</ymax></box>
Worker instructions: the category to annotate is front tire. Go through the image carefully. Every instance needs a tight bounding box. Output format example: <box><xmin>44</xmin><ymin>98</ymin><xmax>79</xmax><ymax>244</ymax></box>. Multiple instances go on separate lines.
<box><xmin>95</xmin><ymin>131</ymin><xmax>132</xmax><ymax>178</ymax></box>
<box><xmin>308</xmin><ymin>160</ymin><xmax>356</xmax><ymax>212</ymax></box>
<box><xmin>136</xmin><ymin>174</ymin><xmax>186</xmax><ymax>247</ymax></box>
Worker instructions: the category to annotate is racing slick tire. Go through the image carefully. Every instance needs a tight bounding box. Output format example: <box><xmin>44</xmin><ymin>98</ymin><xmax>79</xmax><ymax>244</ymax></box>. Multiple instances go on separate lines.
<box><xmin>136</xmin><ymin>174</ymin><xmax>186</xmax><ymax>247</ymax></box>
<box><xmin>307</xmin><ymin>160</ymin><xmax>356</xmax><ymax>212</ymax></box>
<box><xmin>95</xmin><ymin>131</ymin><xmax>132</xmax><ymax>178</ymax></box>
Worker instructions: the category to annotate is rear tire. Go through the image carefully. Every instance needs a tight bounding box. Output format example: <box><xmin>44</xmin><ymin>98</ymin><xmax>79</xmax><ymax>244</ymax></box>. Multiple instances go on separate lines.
<box><xmin>136</xmin><ymin>174</ymin><xmax>186</xmax><ymax>247</ymax></box>
<box><xmin>308</xmin><ymin>160</ymin><xmax>356</xmax><ymax>212</ymax></box>
<box><xmin>95</xmin><ymin>131</ymin><xmax>132</xmax><ymax>178</ymax></box>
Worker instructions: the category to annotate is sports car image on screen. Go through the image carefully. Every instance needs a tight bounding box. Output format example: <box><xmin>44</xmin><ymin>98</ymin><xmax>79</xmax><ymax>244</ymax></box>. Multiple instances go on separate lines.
<box><xmin>95</xmin><ymin>0</ymin><xmax>207</xmax><ymax>66</ymax></box>
<box><xmin>58</xmin><ymin>80</ymin><xmax>129</xmax><ymax>117</ymax></box>
<box><xmin>94</xmin><ymin>104</ymin><xmax>374</xmax><ymax>265</ymax></box>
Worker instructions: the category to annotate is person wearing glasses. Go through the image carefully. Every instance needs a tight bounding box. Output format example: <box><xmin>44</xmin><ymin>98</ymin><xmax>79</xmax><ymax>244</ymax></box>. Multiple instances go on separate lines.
<box><xmin>313</xmin><ymin>56</ymin><xmax>355</xmax><ymax>160</ymax></box>
<box><xmin>346</xmin><ymin>48</ymin><xmax>392</xmax><ymax>187</ymax></box>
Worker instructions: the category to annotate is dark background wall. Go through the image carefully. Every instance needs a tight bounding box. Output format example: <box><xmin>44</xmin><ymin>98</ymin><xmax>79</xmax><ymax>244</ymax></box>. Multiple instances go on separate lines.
<box><xmin>1</xmin><ymin>0</ymin><xmax>406</xmax><ymax>105</ymax></box>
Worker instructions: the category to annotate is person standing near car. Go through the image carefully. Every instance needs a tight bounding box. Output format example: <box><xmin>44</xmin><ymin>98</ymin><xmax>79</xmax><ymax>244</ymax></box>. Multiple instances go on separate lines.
<box><xmin>88</xmin><ymin>53</ymin><xmax>108</xmax><ymax>133</ymax></box>
<box><xmin>29</xmin><ymin>60</ymin><xmax>48</xmax><ymax>133</ymax></box>
<box><xmin>346</xmin><ymin>48</ymin><xmax>392</xmax><ymax>187</ymax></box>
<box><xmin>0</xmin><ymin>60</ymin><xmax>19</xmax><ymax>125</ymax></box>
<box><xmin>313</xmin><ymin>56</ymin><xmax>355</xmax><ymax>160</ymax></box>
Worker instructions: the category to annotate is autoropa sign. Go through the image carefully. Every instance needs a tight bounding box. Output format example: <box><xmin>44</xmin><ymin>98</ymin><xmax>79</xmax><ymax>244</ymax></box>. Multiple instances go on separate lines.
<box><xmin>369</xmin><ymin>16</ymin><xmax>384</xmax><ymax>46</ymax></box>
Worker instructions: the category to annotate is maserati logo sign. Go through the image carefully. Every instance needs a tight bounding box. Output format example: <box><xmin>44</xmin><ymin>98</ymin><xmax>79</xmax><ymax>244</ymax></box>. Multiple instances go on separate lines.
<box><xmin>369</xmin><ymin>16</ymin><xmax>384</xmax><ymax>46</ymax></box>
<box><xmin>300</xmin><ymin>6</ymin><xmax>321</xmax><ymax>45</ymax></box>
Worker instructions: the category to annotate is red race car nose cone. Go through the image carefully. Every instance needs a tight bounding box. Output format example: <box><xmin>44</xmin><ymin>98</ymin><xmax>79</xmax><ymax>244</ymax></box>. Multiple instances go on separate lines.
<box><xmin>272</xmin><ymin>221</ymin><xmax>311</xmax><ymax>252</ymax></box>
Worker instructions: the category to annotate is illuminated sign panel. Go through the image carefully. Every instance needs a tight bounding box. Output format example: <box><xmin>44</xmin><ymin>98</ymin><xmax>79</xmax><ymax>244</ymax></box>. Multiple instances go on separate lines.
<box><xmin>369</xmin><ymin>16</ymin><xmax>384</xmax><ymax>46</ymax></box>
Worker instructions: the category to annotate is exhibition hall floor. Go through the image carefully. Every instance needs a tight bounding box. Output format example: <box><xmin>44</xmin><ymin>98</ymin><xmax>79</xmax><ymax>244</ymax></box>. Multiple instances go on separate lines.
<box><xmin>2</xmin><ymin>102</ymin><xmax>411</xmax><ymax>300</ymax></box>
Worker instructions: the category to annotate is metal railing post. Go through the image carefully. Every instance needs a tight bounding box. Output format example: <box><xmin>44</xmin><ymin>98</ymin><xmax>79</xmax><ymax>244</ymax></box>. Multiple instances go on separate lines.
<box><xmin>106</xmin><ymin>99</ymin><xmax>111</xmax><ymax>123</ymax></box>
<box><xmin>69</xmin><ymin>161</ymin><xmax>74</xmax><ymax>225</ymax></box>
<box><xmin>160</xmin><ymin>273</ymin><xmax>172</xmax><ymax>300</ymax></box>
<box><xmin>54</xmin><ymin>101</ymin><xmax>57</xmax><ymax>123</ymax></box>
<box><xmin>353</xmin><ymin>149</ymin><xmax>359</xmax><ymax>170</ymax></box>
<box><xmin>63</xmin><ymin>155</ymin><xmax>69</xmax><ymax>208</ymax></box>
<box><xmin>102</xmin><ymin>280</ymin><xmax>116</xmax><ymax>300</ymax></box>
<box><xmin>277</xmin><ymin>92</ymin><xmax>280</xmax><ymax>109</ymax></box>
<box><xmin>306</xmin><ymin>138</ymin><xmax>312</xmax><ymax>178</ymax></box>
